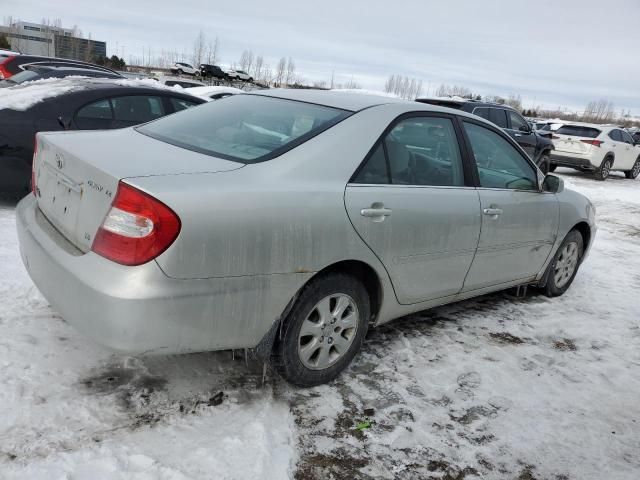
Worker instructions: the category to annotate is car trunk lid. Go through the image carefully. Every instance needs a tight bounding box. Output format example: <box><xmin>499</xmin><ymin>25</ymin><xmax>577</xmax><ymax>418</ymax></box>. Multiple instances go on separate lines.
<box><xmin>33</xmin><ymin>128</ymin><xmax>243</xmax><ymax>252</ymax></box>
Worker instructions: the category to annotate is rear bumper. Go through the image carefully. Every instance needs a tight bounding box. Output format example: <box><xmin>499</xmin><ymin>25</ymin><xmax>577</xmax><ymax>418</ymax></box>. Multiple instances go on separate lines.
<box><xmin>549</xmin><ymin>153</ymin><xmax>597</xmax><ymax>170</ymax></box>
<box><xmin>16</xmin><ymin>195</ymin><xmax>311</xmax><ymax>354</ymax></box>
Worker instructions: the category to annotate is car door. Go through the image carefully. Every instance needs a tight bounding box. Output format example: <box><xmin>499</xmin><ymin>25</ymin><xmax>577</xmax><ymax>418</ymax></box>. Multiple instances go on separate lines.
<box><xmin>344</xmin><ymin>114</ymin><xmax>482</xmax><ymax>305</ymax></box>
<box><xmin>619</xmin><ymin>130</ymin><xmax>637</xmax><ymax>169</ymax></box>
<box><xmin>608</xmin><ymin>129</ymin><xmax>626</xmax><ymax>166</ymax></box>
<box><xmin>506</xmin><ymin>110</ymin><xmax>537</xmax><ymax>159</ymax></box>
<box><xmin>460</xmin><ymin>120</ymin><xmax>558</xmax><ymax>291</ymax></box>
<box><xmin>73</xmin><ymin>98</ymin><xmax>115</xmax><ymax>130</ymax></box>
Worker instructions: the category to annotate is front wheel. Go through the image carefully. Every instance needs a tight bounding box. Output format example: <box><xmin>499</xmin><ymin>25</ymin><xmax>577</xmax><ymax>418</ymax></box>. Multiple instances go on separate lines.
<box><xmin>542</xmin><ymin>230</ymin><xmax>584</xmax><ymax>297</ymax></box>
<box><xmin>538</xmin><ymin>152</ymin><xmax>551</xmax><ymax>174</ymax></box>
<box><xmin>594</xmin><ymin>157</ymin><xmax>612</xmax><ymax>181</ymax></box>
<box><xmin>625</xmin><ymin>158</ymin><xmax>640</xmax><ymax>179</ymax></box>
<box><xmin>273</xmin><ymin>273</ymin><xmax>370</xmax><ymax>387</ymax></box>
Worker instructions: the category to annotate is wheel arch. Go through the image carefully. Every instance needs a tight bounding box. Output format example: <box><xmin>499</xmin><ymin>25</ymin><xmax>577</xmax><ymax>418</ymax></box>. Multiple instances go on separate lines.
<box><xmin>311</xmin><ymin>259</ymin><xmax>383</xmax><ymax>324</ymax></box>
<box><xmin>572</xmin><ymin>221</ymin><xmax>592</xmax><ymax>254</ymax></box>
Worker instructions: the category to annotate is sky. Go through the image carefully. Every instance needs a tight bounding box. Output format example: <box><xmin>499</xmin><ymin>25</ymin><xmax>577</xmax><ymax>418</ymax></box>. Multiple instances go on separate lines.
<box><xmin>4</xmin><ymin>0</ymin><xmax>640</xmax><ymax>115</ymax></box>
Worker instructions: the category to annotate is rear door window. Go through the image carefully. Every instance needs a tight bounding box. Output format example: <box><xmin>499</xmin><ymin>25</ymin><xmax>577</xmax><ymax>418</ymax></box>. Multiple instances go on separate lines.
<box><xmin>608</xmin><ymin>129</ymin><xmax>623</xmax><ymax>142</ymax></box>
<box><xmin>353</xmin><ymin>116</ymin><xmax>465</xmax><ymax>187</ymax></box>
<box><xmin>489</xmin><ymin>108</ymin><xmax>508</xmax><ymax>128</ymax></box>
<box><xmin>508</xmin><ymin>111</ymin><xmax>529</xmax><ymax>131</ymax></box>
<box><xmin>111</xmin><ymin>95</ymin><xmax>165</xmax><ymax>127</ymax></box>
<box><xmin>74</xmin><ymin>99</ymin><xmax>114</xmax><ymax>129</ymax></box>
<box><xmin>473</xmin><ymin>107</ymin><xmax>490</xmax><ymax>121</ymax></box>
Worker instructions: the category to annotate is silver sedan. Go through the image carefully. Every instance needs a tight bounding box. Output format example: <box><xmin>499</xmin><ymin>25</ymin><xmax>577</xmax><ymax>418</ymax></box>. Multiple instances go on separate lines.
<box><xmin>17</xmin><ymin>90</ymin><xmax>596</xmax><ymax>386</ymax></box>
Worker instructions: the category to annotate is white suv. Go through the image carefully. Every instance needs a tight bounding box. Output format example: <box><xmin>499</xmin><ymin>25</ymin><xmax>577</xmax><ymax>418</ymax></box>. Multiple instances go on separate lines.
<box><xmin>550</xmin><ymin>123</ymin><xmax>640</xmax><ymax>180</ymax></box>
<box><xmin>226</xmin><ymin>69</ymin><xmax>253</xmax><ymax>82</ymax></box>
<box><xmin>169</xmin><ymin>62</ymin><xmax>199</xmax><ymax>76</ymax></box>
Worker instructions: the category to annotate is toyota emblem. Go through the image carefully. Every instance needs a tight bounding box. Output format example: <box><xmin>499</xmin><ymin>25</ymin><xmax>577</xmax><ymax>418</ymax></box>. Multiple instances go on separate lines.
<box><xmin>55</xmin><ymin>153</ymin><xmax>64</xmax><ymax>169</ymax></box>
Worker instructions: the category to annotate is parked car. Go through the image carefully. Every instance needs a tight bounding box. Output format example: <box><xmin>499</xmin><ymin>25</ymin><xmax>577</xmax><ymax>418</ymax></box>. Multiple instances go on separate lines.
<box><xmin>169</xmin><ymin>62</ymin><xmax>199</xmax><ymax>76</ymax></box>
<box><xmin>184</xmin><ymin>85</ymin><xmax>244</xmax><ymax>101</ymax></box>
<box><xmin>155</xmin><ymin>76</ymin><xmax>205</xmax><ymax>88</ymax></box>
<box><xmin>17</xmin><ymin>90</ymin><xmax>596</xmax><ymax>386</ymax></box>
<box><xmin>0</xmin><ymin>79</ymin><xmax>205</xmax><ymax>194</ymax></box>
<box><xmin>549</xmin><ymin>123</ymin><xmax>640</xmax><ymax>180</ymax></box>
<box><xmin>226</xmin><ymin>69</ymin><xmax>253</xmax><ymax>82</ymax></box>
<box><xmin>0</xmin><ymin>54</ymin><xmax>118</xmax><ymax>79</ymax></box>
<box><xmin>631</xmin><ymin>130</ymin><xmax>640</xmax><ymax>144</ymax></box>
<box><xmin>199</xmin><ymin>64</ymin><xmax>227</xmax><ymax>80</ymax></box>
<box><xmin>416</xmin><ymin>98</ymin><xmax>555</xmax><ymax>173</ymax></box>
<box><xmin>0</xmin><ymin>65</ymin><xmax>123</xmax><ymax>87</ymax></box>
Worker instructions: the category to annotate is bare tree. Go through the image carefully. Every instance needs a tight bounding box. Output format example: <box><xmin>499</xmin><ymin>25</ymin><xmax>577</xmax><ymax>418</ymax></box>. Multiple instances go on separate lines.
<box><xmin>505</xmin><ymin>93</ymin><xmax>522</xmax><ymax>111</ymax></box>
<box><xmin>582</xmin><ymin>99</ymin><xmax>615</xmax><ymax>123</ymax></box>
<box><xmin>192</xmin><ymin>30</ymin><xmax>205</xmax><ymax>67</ymax></box>
<box><xmin>275</xmin><ymin>57</ymin><xmax>287</xmax><ymax>87</ymax></box>
<box><xmin>285</xmin><ymin>57</ymin><xmax>296</xmax><ymax>86</ymax></box>
<box><xmin>253</xmin><ymin>55</ymin><xmax>264</xmax><ymax>82</ymax></box>
<box><xmin>206</xmin><ymin>37</ymin><xmax>219</xmax><ymax>65</ymax></box>
<box><xmin>384</xmin><ymin>74</ymin><xmax>424</xmax><ymax>99</ymax></box>
<box><xmin>239</xmin><ymin>50</ymin><xmax>254</xmax><ymax>72</ymax></box>
<box><xmin>435</xmin><ymin>84</ymin><xmax>473</xmax><ymax>98</ymax></box>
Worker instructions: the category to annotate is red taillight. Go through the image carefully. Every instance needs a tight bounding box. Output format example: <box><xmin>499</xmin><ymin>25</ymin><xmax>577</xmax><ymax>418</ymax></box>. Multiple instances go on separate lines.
<box><xmin>0</xmin><ymin>55</ymin><xmax>15</xmax><ymax>79</ymax></box>
<box><xmin>580</xmin><ymin>139</ymin><xmax>603</xmax><ymax>147</ymax></box>
<box><xmin>91</xmin><ymin>182</ymin><xmax>181</xmax><ymax>266</ymax></box>
<box><xmin>32</xmin><ymin>136</ymin><xmax>38</xmax><ymax>195</ymax></box>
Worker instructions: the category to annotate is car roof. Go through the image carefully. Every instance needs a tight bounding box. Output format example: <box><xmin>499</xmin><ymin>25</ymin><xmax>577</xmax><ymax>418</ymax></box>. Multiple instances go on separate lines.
<box><xmin>416</xmin><ymin>96</ymin><xmax>518</xmax><ymax>112</ymax></box>
<box><xmin>28</xmin><ymin>65</ymin><xmax>122</xmax><ymax>75</ymax></box>
<box><xmin>254</xmin><ymin>88</ymin><xmax>408</xmax><ymax>112</ymax></box>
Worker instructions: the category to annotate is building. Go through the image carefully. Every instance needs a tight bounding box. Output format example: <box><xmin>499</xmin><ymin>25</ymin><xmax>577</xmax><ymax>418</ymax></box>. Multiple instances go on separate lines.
<box><xmin>0</xmin><ymin>21</ymin><xmax>106</xmax><ymax>61</ymax></box>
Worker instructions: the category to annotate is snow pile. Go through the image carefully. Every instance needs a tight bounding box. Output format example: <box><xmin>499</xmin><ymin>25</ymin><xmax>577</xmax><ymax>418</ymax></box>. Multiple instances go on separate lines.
<box><xmin>0</xmin><ymin>203</ymin><xmax>297</xmax><ymax>479</ymax></box>
<box><xmin>0</xmin><ymin>77</ymin><xmax>189</xmax><ymax>112</ymax></box>
<box><xmin>331</xmin><ymin>88</ymin><xmax>400</xmax><ymax>98</ymax></box>
<box><xmin>184</xmin><ymin>85</ymin><xmax>245</xmax><ymax>101</ymax></box>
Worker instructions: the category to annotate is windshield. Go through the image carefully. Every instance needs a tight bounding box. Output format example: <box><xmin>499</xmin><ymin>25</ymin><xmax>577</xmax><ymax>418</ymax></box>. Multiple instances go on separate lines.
<box><xmin>137</xmin><ymin>95</ymin><xmax>351</xmax><ymax>163</ymax></box>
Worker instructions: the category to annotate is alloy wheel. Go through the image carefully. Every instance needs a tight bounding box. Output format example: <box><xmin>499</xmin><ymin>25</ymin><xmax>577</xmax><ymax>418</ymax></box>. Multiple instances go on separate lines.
<box><xmin>297</xmin><ymin>294</ymin><xmax>359</xmax><ymax>370</ymax></box>
<box><xmin>633</xmin><ymin>160</ymin><xmax>640</xmax><ymax>178</ymax></box>
<box><xmin>554</xmin><ymin>241</ymin><xmax>579</xmax><ymax>288</ymax></box>
<box><xmin>601</xmin><ymin>159</ymin><xmax>611</xmax><ymax>179</ymax></box>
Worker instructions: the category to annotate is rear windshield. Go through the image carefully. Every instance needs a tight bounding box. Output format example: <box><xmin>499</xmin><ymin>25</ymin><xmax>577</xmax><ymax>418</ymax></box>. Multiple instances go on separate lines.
<box><xmin>137</xmin><ymin>94</ymin><xmax>351</xmax><ymax>163</ymax></box>
<box><xmin>556</xmin><ymin>125</ymin><xmax>601</xmax><ymax>138</ymax></box>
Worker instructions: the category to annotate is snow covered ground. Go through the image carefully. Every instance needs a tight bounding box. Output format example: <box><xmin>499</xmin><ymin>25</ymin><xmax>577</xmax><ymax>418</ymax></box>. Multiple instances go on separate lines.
<box><xmin>1</xmin><ymin>169</ymin><xmax>639</xmax><ymax>479</ymax></box>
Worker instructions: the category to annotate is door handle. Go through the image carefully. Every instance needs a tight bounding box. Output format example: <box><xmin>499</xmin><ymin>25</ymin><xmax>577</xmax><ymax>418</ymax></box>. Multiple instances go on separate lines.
<box><xmin>361</xmin><ymin>204</ymin><xmax>392</xmax><ymax>222</ymax></box>
<box><xmin>483</xmin><ymin>208</ymin><xmax>503</xmax><ymax>216</ymax></box>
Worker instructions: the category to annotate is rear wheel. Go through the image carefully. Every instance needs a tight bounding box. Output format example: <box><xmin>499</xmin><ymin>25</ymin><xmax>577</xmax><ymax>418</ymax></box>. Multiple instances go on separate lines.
<box><xmin>548</xmin><ymin>164</ymin><xmax>557</xmax><ymax>173</ymax></box>
<box><xmin>542</xmin><ymin>230</ymin><xmax>584</xmax><ymax>297</ymax></box>
<box><xmin>625</xmin><ymin>158</ymin><xmax>640</xmax><ymax>179</ymax></box>
<box><xmin>177</xmin><ymin>69</ymin><xmax>184</xmax><ymax>75</ymax></box>
<box><xmin>594</xmin><ymin>157</ymin><xmax>612</xmax><ymax>181</ymax></box>
<box><xmin>273</xmin><ymin>273</ymin><xmax>370</xmax><ymax>387</ymax></box>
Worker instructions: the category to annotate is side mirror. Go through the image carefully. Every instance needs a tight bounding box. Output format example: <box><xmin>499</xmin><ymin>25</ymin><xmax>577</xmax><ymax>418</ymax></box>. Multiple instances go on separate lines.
<box><xmin>543</xmin><ymin>174</ymin><xmax>564</xmax><ymax>193</ymax></box>
<box><xmin>519</xmin><ymin>125</ymin><xmax>531</xmax><ymax>133</ymax></box>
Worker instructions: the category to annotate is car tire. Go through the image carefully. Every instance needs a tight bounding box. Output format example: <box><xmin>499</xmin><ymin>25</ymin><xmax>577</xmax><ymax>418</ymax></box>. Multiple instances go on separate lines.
<box><xmin>177</xmin><ymin>69</ymin><xmax>184</xmax><ymax>75</ymax></box>
<box><xmin>624</xmin><ymin>157</ymin><xmax>640</xmax><ymax>179</ymax></box>
<box><xmin>248</xmin><ymin>77</ymin><xmax>253</xmax><ymax>83</ymax></box>
<box><xmin>548</xmin><ymin>164</ymin><xmax>557</xmax><ymax>173</ymax></box>
<box><xmin>538</xmin><ymin>152</ymin><xmax>551</xmax><ymax>174</ymax></box>
<box><xmin>273</xmin><ymin>273</ymin><xmax>370</xmax><ymax>387</ymax></box>
<box><xmin>594</xmin><ymin>157</ymin><xmax>612</xmax><ymax>181</ymax></box>
<box><xmin>542</xmin><ymin>230</ymin><xmax>584</xmax><ymax>297</ymax></box>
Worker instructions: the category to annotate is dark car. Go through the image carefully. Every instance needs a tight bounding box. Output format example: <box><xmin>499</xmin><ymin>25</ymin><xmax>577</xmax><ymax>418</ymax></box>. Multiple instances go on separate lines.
<box><xmin>0</xmin><ymin>65</ymin><xmax>123</xmax><ymax>87</ymax></box>
<box><xmin>631</xmin><ymin>131</ymin><xmax>640</xmax><ymax>145</ymax></box>
<box><xmin>416</xmin><ymin>98</ymin><xmax>555</xmax><ymax>173</ymax></box>
<box><xmin>0</xmin><ymin>54</ymin><xmax>119</xmax><ymax>80</ymax></box>
<box><xmin>0</xmin><ymin>80</ymin><xmax>205</xmax><ymax>194</ymax></box>
<box><xmin>199</xmin><ymin>64</ymin><xmax>227</xmax><ymax>80</ymax></box>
